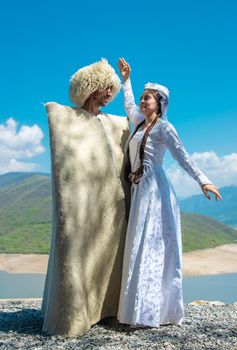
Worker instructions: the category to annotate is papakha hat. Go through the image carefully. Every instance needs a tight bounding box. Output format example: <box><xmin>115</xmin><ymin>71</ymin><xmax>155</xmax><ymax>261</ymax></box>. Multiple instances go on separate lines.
<box><xmin>70</xmin><ymin>59</ymin><xmax>121</xmax><ymax>107</ymax></box>
<box><xmin>144</xmin><ymin>82</ymin><xmax>169</xmax><ymax>117</ymax></box>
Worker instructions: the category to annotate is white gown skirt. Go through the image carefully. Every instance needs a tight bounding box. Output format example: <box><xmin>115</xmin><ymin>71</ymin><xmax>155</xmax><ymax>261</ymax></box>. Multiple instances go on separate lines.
<box><xmin>118</xmin><ymin>164</ymin><xmax>184</xmax><ymax>327</ymax></box>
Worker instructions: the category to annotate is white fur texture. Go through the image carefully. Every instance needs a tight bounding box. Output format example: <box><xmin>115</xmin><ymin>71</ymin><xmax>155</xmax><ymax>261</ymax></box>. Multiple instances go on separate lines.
<box><xmin>42</xmin><ymin>103</ymin><xmax>130</xmax><ymax>336</ymax></box>
<box><xmin>69</xmin><ymin>59</ymin><xmax>121</xmax><ymax>107</ymax></box>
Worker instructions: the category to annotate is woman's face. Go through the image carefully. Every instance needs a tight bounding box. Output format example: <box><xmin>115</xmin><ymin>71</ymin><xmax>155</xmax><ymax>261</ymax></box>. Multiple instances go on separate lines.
<box><xmin>139</xmin><ymin>90</ymin><xmax>158</xmax><ymax>116</ymax></box>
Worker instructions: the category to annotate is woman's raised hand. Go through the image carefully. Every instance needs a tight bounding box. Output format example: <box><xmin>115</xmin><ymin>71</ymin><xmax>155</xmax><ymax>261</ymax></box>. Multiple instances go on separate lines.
<box><xmin>201</xmin><ymin>184</ymin><xmax>222</xmax><ymax>201</ymax></box>
<box><xmin>118</xmin><ymin>58</ymin><xmax>131</xmax><ymax>82</ymax></box>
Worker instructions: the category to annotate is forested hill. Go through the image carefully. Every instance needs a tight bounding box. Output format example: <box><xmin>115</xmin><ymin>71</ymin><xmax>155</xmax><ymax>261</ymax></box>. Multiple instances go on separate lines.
<box><xmin>0</xmin><ymin>172</ymin><xmax>52</xmax><ymax>253</ymax></box>
<box><xmin>0</xmin><ymin>172</ymin><xmax>236</xmax><ymax>254</ymax></box>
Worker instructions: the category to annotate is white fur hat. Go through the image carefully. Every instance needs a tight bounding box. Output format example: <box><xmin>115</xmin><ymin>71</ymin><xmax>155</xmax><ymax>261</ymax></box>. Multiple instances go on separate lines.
<box><xmin>69</xmin><ymin>59</ymin><xmax>121</xmax><ymax>107</ymax></box>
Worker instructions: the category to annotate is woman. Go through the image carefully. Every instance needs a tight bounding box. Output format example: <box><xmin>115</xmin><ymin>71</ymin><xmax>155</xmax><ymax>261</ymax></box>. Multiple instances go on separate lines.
<box><xmin>117</xmin><ymin>57</ymin><xmax>222</xmax><ymax>328</ymax></box>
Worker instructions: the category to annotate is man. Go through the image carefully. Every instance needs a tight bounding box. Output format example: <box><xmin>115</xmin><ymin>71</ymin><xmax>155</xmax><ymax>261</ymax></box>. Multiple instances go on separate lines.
<box><xmin>41</xmin><ymin>59</ymin><xmax>130</xmax><ymax>337</ymax></box>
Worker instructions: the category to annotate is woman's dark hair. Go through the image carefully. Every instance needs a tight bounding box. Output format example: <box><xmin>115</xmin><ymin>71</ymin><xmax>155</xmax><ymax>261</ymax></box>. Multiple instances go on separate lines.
<box><xmin>126</xmin><ymin>90</ymin><xmax>162</xmax><ymax>184</ymax></box>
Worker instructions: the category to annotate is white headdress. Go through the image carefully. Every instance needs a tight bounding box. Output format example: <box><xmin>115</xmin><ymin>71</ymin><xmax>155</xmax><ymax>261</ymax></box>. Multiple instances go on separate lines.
<box><xmin>144</xmin><ymin>82</ymin><xmax>169</xmax><ymax>118</ymax></box>
<box><xmin>70</xmin><ymin>59</ymin><xmax>121</xmax><ymax>107</ymax></box>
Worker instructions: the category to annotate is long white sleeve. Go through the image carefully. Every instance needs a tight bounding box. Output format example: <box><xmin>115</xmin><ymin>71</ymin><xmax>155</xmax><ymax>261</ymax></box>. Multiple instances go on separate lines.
<box><xmin>122</xmin><ymin>79</ymin><xmax>144</xmax><ymax>126</ymax></box>
<box><xmin>162</xmin><ymin>122</ymin><xmax>213</xmax><ymax>186</ymax></box>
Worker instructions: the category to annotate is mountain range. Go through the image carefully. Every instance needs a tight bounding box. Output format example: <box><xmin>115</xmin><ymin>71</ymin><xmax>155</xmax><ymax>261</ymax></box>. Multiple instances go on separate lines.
<box><xmin>0</xmin><ymin>172</ymin><xmax>236</xmax><ymax>254</ymax></box>
<box><xmin>180</xmin><ymin>185</ymin><xmax>237</xmax><ymax>228</ymax></box>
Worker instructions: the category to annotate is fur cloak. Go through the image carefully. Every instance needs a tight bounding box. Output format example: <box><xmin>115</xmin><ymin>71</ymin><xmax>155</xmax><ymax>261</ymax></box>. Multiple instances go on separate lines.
<box><xmin>42</xmin><ymin>102</ymin><xmax>130</xmax><ymax>336</ymax></box>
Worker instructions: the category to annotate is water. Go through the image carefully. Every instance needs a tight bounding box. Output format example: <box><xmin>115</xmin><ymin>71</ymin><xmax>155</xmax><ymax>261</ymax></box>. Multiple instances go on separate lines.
<box><xmin>0</xmin><ymin>271</ymin><xmax>236</xmax><ymax>303</ymax></box>
<box><xmin>183</xmin><ymin>273</ymin><xmax>237</xmax><ymax>303</ymax></box>
<box><xmin>0</xmin><ymin>271</ymin><xmax>45</xmax><ymax>299</ymax></box>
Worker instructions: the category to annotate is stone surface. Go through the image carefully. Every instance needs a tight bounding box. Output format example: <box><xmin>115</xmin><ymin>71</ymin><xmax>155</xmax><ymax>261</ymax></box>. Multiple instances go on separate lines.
<box><xmin>190</xmin><ymin>300</ymin><xmax>226</xmax><ymax>306</ymax></box>
<box><xmin>0</xmin><ymin>300</ymin><xmax>236</xmax><ymax>349</ymax></box>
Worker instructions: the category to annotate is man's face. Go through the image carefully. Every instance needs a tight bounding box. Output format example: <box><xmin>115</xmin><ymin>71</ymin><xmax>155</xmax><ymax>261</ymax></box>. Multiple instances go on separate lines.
<box><xmin>93</xmin><ymin>86</ymin><xmax>113</xmax><ymax>107</ymax></box>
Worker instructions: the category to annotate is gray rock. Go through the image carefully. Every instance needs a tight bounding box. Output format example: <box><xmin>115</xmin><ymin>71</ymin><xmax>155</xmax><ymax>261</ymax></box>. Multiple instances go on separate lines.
<box><xmin>0</xmin><ymin>300</ymin><xmax>237</xmax><ymax>349</ymax></box>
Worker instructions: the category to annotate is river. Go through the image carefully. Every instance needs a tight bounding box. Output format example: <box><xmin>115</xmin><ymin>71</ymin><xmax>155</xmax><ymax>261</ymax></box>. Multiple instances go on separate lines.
<box><xmin>0</xmin><ymin>271</ymin><xmax>236</xmax><ymax>303</ymax></box>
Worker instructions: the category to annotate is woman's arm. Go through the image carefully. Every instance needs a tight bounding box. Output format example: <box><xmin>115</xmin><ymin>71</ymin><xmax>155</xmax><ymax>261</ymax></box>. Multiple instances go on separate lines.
<box><xmin>118</xmin><ymin>58</ymin><xmax>144</xmax><ymax>126</ymax></box>
<box><xmin>162</xmin><ymin>122</ymin><xmax>222</xmax><ymax>200</ymax></box>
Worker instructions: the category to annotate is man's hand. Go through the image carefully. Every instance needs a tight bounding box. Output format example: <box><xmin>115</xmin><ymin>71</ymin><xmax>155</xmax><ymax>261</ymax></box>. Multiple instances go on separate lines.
<box><xmin>118</xmin><ymin>57</ymin><xmax>131</xmax><ymax>82</ymax></box>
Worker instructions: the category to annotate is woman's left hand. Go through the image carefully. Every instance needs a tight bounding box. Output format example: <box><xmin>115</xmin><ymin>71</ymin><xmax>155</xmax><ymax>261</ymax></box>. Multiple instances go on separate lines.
<box><xmin>201</xmin><ymin>184</ymin><xmax>222</xmax><ymax>201</ymax></box>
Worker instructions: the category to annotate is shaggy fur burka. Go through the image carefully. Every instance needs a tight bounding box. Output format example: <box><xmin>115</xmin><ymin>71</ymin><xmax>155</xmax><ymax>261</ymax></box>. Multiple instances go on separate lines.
<box><xmin>42</xmin><ymin>102</ymin><xmax>130</xmax><ymax>336</ymax></box>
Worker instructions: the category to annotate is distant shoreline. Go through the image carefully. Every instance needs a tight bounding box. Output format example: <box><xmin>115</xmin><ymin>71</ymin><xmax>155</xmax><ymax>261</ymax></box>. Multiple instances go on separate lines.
<box><xmin>1</xmin><ymin>244</ymin><xmax>237</xmax><ymax>277</ymax></box>
<box><xmin>182</xmin><ymin>243</ymin><xmax>237</xmax><ymax>276</ymax></box>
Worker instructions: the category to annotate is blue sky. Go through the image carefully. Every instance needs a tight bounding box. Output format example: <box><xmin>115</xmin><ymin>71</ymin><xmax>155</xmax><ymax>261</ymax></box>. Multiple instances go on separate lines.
<box><xmin>0</xmin><ymin>0</ymin><xmax>236</xmax><ymax>197</ymax></box>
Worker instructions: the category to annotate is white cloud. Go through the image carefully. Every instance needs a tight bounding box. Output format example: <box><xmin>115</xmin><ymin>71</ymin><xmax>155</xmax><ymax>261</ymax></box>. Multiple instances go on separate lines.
<box><xmin>0</xmin><ymin>118</ymin><xmax>45</xmax><ymax>174</ymax></box>
<box><xmin>0</xmin><ymin>159</ymin><xmax>39</xmax><ymax>174</ymax></box>
<box><xmin>166</xmin><ymin>151</ymin><xmax>237</xmax><ymax>198</ymax></box>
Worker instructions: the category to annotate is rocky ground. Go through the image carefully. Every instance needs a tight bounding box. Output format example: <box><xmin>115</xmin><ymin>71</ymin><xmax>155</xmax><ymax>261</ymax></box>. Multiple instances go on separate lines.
<box><xmin>0</xmin><ymin>300</ymin><xmax>237</xmax><ymax>349</ymax></box>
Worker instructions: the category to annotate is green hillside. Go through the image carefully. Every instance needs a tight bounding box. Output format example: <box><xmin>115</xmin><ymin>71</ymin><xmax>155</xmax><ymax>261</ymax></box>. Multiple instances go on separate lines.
<box><xmin>0</xmin><ymin>172</ymin><xmax>237</xmax><ymax>254</ymax></box>
<box><xmin>0</xmin><ymin>173</ymin><xmax>52</xmax><ymax>253</ymax></box>
<box><xmin>181</xmin><ymin>213</ymin><xmax>237</xmax><ymax>252</ymax></box>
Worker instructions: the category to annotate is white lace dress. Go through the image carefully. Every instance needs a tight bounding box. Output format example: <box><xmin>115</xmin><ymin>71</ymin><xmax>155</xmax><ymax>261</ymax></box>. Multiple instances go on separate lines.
<box><xmin>118</xmin><ymin>79</ymin><xmax>212</xmax><ymax>327</ymax></box>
